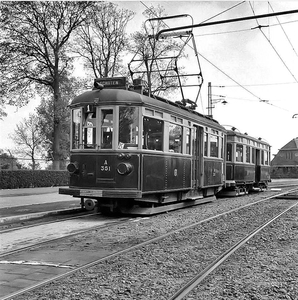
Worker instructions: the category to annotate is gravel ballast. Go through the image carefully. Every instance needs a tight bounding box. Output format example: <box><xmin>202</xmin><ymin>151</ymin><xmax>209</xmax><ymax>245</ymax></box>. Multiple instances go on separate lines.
<box><xmin>13</xmin><ymin>189</ymin><xmax>298</xmax><ymax>300</ymax></box>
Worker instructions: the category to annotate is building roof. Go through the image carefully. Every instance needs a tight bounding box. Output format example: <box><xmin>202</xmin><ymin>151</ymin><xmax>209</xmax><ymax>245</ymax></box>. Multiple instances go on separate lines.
<box><xmin>271</xmin><ymin>137</ymin><xmax>298</xmax><ymax>166</ymax></box>
<box><xmin>279</xmin><ymin>137</ymin><xmax>298</xmax><ymax>151</ymax></box>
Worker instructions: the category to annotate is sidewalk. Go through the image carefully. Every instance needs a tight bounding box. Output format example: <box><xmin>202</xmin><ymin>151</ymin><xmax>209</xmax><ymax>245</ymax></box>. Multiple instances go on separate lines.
<box><xmin>0</xmin><ymin>186</ymin><xmax>82</xmax><ymax>224</ymax></box>
<box><xmin>0</xmin><ymin>186</ymin><xmax>66</xmax><ymax>197</ymax></box>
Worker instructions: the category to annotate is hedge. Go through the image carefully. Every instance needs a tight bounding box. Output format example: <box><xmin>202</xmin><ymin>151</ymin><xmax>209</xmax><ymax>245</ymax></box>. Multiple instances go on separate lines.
<box><xmin>270</xmin><ymin>166</ymin><xmax>298</xmax><ymax>179</ymax></box>
<box><xmin>0</xmin><ymin>170</ymin><xmax>69</xmax><ymax>189</ymax></box>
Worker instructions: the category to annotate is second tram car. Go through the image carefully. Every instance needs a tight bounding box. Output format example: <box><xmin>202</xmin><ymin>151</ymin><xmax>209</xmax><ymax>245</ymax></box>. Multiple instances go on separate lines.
<box><xmin>59</xmin><ymin>77</ymin><xmax>226</xmax><ymax>214</ymax></box>
<box><xmin>218</xmin><ymin>129</ymin><xmax>271</xmax><ymax>196</ymax></box>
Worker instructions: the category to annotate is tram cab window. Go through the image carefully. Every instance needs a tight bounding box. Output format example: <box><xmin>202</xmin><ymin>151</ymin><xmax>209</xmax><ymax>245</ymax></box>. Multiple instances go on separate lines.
<box><xmin>72</xmin><ymin>108</ymin><xmax>81</xmax><ymax>149</ymax></box>
<box><xmin>83</xmin><ymin>106</ymin><xmax>97</xmax><ymax>149</ymax></box>
<box><xmin>101</xmin><ymin>109</ymin><xmax>113</xmax><ymax>149</ymax></box>
<box><xmin>143</xmin><ymin>117</ymin><xmax>163</xmax><ymax>151</ymax></box>
<box><xmin>226</xmin><ymin>143</ymin><xmax>232</xmax><ymax>161</ymax></box>
<box><xmin>210</xmin><ymin>134</ymin><xmax>219</xmax><ymax>157</ymax></box>
<box><xmin>236</xmin><ymin>144</ymin><xmax>243</xmax><ymax>162</ymax></box>
<box><xmin>118</xmin><ymin>107</ymin><xmax>139</xmax><ymax>149</ymax></box>
<box><xmin>169</xmin><ymin>123</ymin><xmax>182</xmax><ymax>153</ymax></box>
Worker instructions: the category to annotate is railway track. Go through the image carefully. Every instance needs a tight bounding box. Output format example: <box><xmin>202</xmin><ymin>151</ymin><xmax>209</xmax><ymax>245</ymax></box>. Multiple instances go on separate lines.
<box><xmin>1</xmin><ymin>187</ymin><xmax>297</xmax><ymax>300</ymax></box>
<box><xmin>168</xmin><ymin>195</ymin><xmax>298</xmax><ymax>299</ymax></box>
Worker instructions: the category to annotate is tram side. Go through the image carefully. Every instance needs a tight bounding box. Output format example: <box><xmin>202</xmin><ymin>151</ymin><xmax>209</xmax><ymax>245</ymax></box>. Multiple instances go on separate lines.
<box><xmin>59</xmin><ymin>77</ymin><xmax>226</xmax><ymax>215</ymax></box>
<box><xmin>218</xmin><ymin>130</ymin><xmax>271</xmax><ymax>197</ymax></box>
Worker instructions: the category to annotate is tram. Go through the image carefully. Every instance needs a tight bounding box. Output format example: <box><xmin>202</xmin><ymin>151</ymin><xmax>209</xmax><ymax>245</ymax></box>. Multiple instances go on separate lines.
<box><xmin>59</xmin><ymin>77</ymin><xmax>226</xmax><ymax>214</ymax></box>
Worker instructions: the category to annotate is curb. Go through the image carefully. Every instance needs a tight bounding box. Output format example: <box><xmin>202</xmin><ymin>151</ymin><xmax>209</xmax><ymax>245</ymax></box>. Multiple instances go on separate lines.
<box><xmin>0</xmin><ymin>207</ymin><xmax>83</xmax><ymax>224</ymax></box>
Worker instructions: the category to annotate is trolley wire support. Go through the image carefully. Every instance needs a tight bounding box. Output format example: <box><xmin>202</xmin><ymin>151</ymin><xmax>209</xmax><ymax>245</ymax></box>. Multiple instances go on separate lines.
<box><xmin>156</xmin><ymin>9</ymin><xmax>298</xmax><ymax>40</ymax></box>
<box><xmin>128</xmin><ymin>14</ymin><xmax>203</xmax><ymax>108</ymax></box>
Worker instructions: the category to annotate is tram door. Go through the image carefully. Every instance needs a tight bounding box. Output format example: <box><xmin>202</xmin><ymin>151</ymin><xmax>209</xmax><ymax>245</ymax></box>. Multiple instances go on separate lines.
<box><xmin>255</xmin><ymin>149</ymin><xmax>261</xmax><ymax>182</ymax></box>
<box><xmin>192</xmin><ymin>125</ymin><xmax>203</xmax><ymax>189</ymax></box>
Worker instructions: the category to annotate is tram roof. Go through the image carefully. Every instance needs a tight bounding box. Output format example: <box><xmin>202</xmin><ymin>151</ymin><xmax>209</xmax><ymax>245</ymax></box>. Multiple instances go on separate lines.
<box><xmin>227</xmin><ymin>130</ymin><xmax>271</xmax><ymax>147</ymax></box>
<box><xmin>70</xmin><ymin>88</ymin><xmax>226</xmax><ymax>131</ymax></box>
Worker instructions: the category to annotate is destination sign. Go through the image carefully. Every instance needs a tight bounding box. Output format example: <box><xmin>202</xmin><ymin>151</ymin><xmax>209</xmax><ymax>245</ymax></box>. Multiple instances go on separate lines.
<box><xmin>94</xmin><ymin>77</ymin><xmax>127</xmax><ymax>88</ymax></box>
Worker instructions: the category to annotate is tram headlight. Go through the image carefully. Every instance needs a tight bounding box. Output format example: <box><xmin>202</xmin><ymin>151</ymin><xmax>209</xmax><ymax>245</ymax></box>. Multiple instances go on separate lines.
<box><xmin>67</xmin><ymin>161</ymin><xmax>79</xmax><ymax>174</ymax></box>
<box><xmin>117</xmin><ymin>162</ymin><xmax>133</xmax><ymax>175</ymax></box>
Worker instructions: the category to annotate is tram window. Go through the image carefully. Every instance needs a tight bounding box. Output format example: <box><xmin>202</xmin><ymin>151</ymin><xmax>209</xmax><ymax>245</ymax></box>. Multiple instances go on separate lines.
<box><xmin>246</xmin><ymin>146</ymin><xmax>251</xmax><ymax>163</ymax></box>
<box><xmin>236</xmin><ymin>144</ymin><xmax>243</xmax><ymax>162</ymax></box>
<box><xmin>169</xmin><ymin>123</ymin><xmax>182</xmax><ymax>153</ymax></box>
<box><xmin>226</xmin><ymin>143</ymin><xmax>232</xmax><ymax>161</ymax></box>
<box><xmin>143</xmin><ymin>117</ymin><xmax>163</xmax><ymax>151</ymax></box>
<box><xmin>83</xmin><ymin>110</ymin><xmax>97</xmax><ymax>149</ymax></box>
<box><xmin>261</xmin><ymin>150</ymin><xmax>264</xmax><ymax>165</ymax></box>
<box><xmin>210</xmin><ymin>134</ymin><xmax>219</xmax><ymax>157</ymax></box>
<box><xmin>204</xmin><ymin>133</ymin><xmax>208</xmax><ymax>156</ymax></box>
<box><xmin>220</xmin><ymin>137</ymin><xmax>224</xmax><ymax>158</ymax></box>
<box><xmin>252</xmin><ymin>148</ymin><xmax>255</xmax><ymax>164</ymax></box>
<box><xmin>72</xmin><ymin>109</ymin><xmax>81</xmax><ymax>149</ymax></box>
<box><xmin>185</xmin><ymin>128</ymin><xmax>191</xmax><ymax>154</ymax></box>
<box><xmin>101</xmin><ymin>109</ymin><xmax>113</xmax><ymax>149</ymax></box>
<box><xmin>118</xmin><ymin>107</ymin><xmax>139</xmax><ymax>149</ymax></box>
<box><xmin>264</xmin><ymin>150</ymin><xmax>269</xmax><ymax>165</ymax></box>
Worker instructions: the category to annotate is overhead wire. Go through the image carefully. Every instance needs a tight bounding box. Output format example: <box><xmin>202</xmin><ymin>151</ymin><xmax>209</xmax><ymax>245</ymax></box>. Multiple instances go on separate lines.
<box><xmin>268</xmin><ymin>2</ymin><xmax>298</xmax><ymax>58</ymax></box>
<box><xmin>139</xmin><ymin>1</ymin><xmax>297</xmax><ymax>113</ymax></box>
<box><xmin>249</xmin><ymin>1</ymin><xmax>298</xmax><ymax>84</ymax></box>
<box><xmin>200</xmin><ymin>1</ymin><xmax>246</xmax><ymax>24</ymax></box>
<box><xmin>194</xmin><ymin>19</ymin><xmax>298</xmax><ymax>37</ymax></box>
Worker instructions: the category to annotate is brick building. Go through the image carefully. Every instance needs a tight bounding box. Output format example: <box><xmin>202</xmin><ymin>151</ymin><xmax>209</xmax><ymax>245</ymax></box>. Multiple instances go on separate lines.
<box><xmin>271</xmin><ymin>137</ymin><xmax>298</xmax><ymax>178</ymax></box>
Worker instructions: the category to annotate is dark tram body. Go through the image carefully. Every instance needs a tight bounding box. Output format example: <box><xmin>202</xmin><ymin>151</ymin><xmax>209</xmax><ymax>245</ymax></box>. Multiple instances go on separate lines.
<box><xmin>59</xmin><ymin>13</ymin><xmax>271</xmax><ymax>214</ymax></box>
<box><xmin>218</xmin><ymin>130</ymin><xmax>271</xmax><ymax>197</ymax></box>
<box><xmin>59</xmin><ymin>77</ymin><xmax>271</xmax><ymax>214</ymax></box>
<box><xmin>59</xmin><ymin>77</ymin><xmax>227</xmax><ymax>214</ymax></box>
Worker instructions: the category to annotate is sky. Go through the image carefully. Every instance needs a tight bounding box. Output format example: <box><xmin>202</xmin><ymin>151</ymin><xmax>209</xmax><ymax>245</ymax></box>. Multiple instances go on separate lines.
<box><xmin>1</xmin><ymin>1</ymin><xmax>298</xmax><ymax>157</ymax></box>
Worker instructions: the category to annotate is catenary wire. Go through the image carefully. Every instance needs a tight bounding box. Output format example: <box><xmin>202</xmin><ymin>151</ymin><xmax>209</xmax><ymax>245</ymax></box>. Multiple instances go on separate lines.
<box><xmin>268</xmin><ymin>2</ymin><xmax>298</xmax><ymax>57</ymax></box>
<box><xmin>139</xmin><ymin>1</ymin><xmax>295</xmax><ymax>112</ymax></box>
<box><xmin>249</xmin><ymin>2</ymin><xmax>298</xmax><ymax>84</ymax></box>
<box><xmin>194</xmin><ymin>19</ymin><xmax>298</xmax><ymax>37</ymax></box>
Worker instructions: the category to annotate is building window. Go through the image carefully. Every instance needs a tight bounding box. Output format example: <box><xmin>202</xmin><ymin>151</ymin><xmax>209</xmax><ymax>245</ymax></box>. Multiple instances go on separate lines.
<box><xmin>143</xmin><ymin>117</ymin><xmax>163</xmax><ymax>151</ymax></box>
<box><xmin>169</xmin><ymin>123</ymin><xmax>182</xmax><ymax>153</ymax></box>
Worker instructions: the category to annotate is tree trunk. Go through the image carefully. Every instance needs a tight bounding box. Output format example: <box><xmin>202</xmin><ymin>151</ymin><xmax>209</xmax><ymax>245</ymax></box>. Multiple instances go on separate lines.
<box><xmin>52</xmin><ymin>73</ymin><xmax>62</xmax><ymax>171</ymax></box>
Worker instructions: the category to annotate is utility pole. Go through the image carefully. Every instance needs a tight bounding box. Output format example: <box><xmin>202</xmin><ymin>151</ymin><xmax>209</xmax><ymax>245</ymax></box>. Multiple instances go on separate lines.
<box><xmin>207</xmin><ymin>82</ymin><xmax>213</xmax><ymax>118</ymax></box>
<box><xmin>207</xmin><ymin>82</ymin><xmax>227</xmax><ymax>118</ymax></box>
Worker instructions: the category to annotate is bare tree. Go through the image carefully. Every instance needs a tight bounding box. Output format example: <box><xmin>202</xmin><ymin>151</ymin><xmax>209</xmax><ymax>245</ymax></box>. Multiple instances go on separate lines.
<box><xmin>128</xmin><ymin>5</ymin><xmax>185</xmax><ymax>97</ymax></box>
<box><xmin>74</xmin><ymin>2</ymin><xmax>135</xmax><ymax>78</ymax></box>
<box><xmin>36</xmin><ymin>76</ymin><xmax>86</xmax><ymax>166</ymax></box>
<box><xmin>0</xmin><ymin>1</ymin><xmax>93</xmax><ymax>169</ymax></box>
<box><xmin>9</xmin><ymin>114</ymin><xmax>45</xmax><ymax>170</ymax></box>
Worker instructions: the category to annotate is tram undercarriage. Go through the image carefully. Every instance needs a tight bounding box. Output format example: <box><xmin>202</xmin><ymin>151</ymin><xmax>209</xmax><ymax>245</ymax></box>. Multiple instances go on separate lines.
<box><xmin>60</xmin><ymin>187</ymin><xmax>219</xmax><ymax>215</ymax></box>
